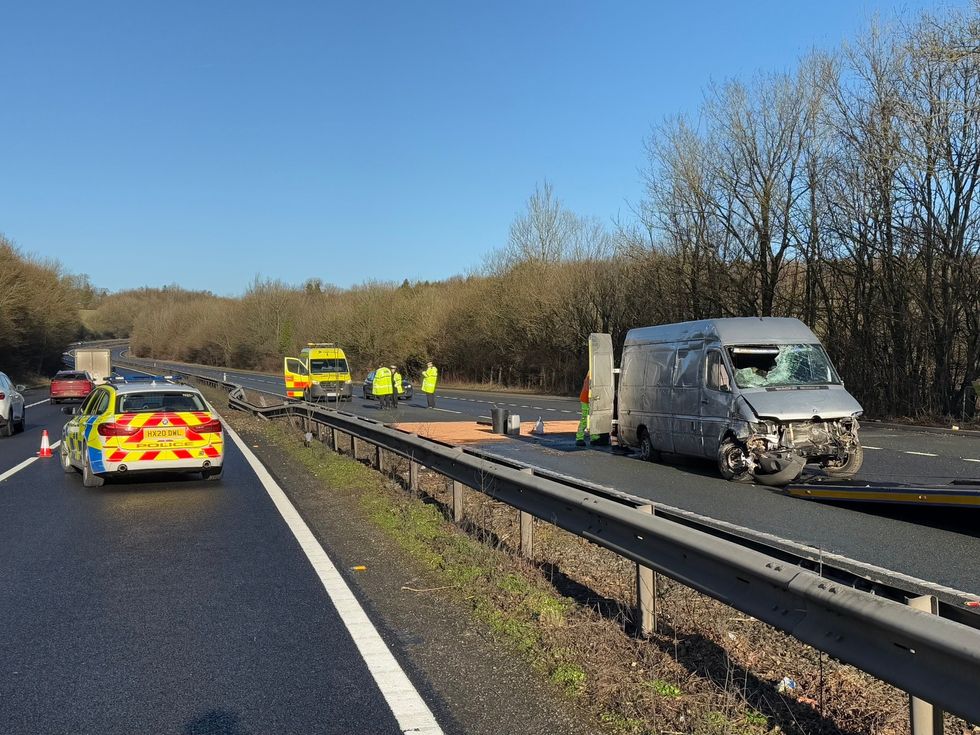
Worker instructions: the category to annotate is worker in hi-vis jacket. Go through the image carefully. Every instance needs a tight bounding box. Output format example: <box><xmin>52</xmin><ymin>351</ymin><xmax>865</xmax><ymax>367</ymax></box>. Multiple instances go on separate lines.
<box><xmin>576</xmin><ymin>371</ymin><xmax>599</xmax><ymax>447</ymax></box>
<box><xmin>421</xmin><ymin>361</ymin><xmax>438</xmax><ymax>408</ymax></box>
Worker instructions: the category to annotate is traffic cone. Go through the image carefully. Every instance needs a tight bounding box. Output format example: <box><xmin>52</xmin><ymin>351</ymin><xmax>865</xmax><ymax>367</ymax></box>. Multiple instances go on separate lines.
<box><xmin>37</xmin><ymin>430</ymin><xmax>53</xmax><ymax>458</ymax></box>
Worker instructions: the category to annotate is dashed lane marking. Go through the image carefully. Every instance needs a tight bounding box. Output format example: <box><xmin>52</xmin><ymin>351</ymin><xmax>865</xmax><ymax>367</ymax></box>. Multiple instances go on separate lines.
<box><xmin>903</xmin><ymin>451</ymin><xmax>939</xmax><ymax>457</ymax></box>
<box><xmin>0</xmin><ymin>441</ymin><xmax>62</xmax><ymax>483</ymax></box>
<box><xmin>224</xmin><ymin>423</ymin><xmax>444</xmax><ymax>735</ymax></box>
<box><xmin>965</xmin><ymin>458</ymin><xmax>980</xmax><ymax>463</ymax></box>
<box><xmin>26</xmin><ymin>399</ymin><xmax>49</xmax><ymax>408</ymax></box>
<box><xmin>863</xmin><ymin>446</ymin><xmax>883</xmax><ymax>450</ymax></box>
<box><xmin>432</xmin><ymin>407</ymin><xmax>462</xmax><ymax>414</ymax></box>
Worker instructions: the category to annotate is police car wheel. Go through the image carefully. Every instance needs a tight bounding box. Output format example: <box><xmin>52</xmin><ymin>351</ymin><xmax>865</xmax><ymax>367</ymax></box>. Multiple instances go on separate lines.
<box><xmin>203</xmin><ymin>467</ymin><xmax>223</xmax><ymax>482</ymax></box>
<box><xmin>15</xmin><ymin>408</ymin><xmax>26</xmax><ymax>433</ymax></box>
<box><xmin>82</xmin><ymin>456</ymin><xmax>104</xmax><ymax>488</ymax></box>
<box><xmin>2</xmin><ymin>412</ymin><xmax>13</xmax><ymax>437</ymax></box>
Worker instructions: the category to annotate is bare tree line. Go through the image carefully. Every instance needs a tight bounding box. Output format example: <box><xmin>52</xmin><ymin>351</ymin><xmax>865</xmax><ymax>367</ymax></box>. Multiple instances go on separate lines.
<box><xmin>0</xmin><ymin>235</ymin><xmax>94</xmax><ymax>378</ymax></box>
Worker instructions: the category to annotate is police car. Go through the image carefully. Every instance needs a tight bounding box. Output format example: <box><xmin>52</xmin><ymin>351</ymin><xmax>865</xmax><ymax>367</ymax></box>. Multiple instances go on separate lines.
<box><xmin>60</xmin><ymin>376</ymin><xmax>224</xmax><ymax>487</ymax></box>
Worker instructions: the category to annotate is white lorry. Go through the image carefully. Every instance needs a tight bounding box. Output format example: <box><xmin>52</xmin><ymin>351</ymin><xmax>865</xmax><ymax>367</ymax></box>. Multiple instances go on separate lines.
<box><xmin>74</xmin><ymin>348</ymin><xmax>112</xmax><ymax>384</ymax></box>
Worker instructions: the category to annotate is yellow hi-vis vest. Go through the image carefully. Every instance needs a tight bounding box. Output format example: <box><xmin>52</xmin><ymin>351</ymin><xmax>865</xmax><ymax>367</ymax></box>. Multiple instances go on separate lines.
<box><xmin>373</xmin><ymin>367</ymin><xmax>393</xmax><ymax>396</ymax></box>
<box><xmin>393</xmin><ymin>372</ymin><xmax>403</xmax><ymax>394</ymax></box>
<box><xmin>421</xmin><ymin>365</ymin><xmax>438</xmax><ymax>393</ymax></box>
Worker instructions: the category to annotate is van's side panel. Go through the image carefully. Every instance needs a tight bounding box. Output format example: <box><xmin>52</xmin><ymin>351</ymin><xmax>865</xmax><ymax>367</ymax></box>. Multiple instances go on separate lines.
<box><xmin>700</xmin><ymin>346</ymin><xmax>735</xmax><ymax>457</ymax></box>
<box><xmin>671</xmin><ymin>342</ymin><xmax>704</xmax><ymax>456</ymax></box>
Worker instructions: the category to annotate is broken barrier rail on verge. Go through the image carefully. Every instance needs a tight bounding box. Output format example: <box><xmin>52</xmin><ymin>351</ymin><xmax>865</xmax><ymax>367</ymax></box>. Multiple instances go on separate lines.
<box><xmin>117</xmin><ymin>360</ymin><xmax>980</xmax><ymax>729</ymax></box>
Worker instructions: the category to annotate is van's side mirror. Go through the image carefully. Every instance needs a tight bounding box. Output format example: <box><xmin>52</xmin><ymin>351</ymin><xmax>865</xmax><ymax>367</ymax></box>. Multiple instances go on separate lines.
<box><xmin>15</xmin><ymin>384</ymin><xmax>25</xmax><ymax>392</ymax></box>
<box><xmin>62</xmin><ymin>406</ymin><xmax>77</xmax><ymax>415</ymax></box>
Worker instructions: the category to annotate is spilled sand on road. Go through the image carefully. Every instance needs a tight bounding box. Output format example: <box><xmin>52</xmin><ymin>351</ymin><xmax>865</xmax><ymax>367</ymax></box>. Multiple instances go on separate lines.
<box><xmin>392</xmin><ymin>420</ymin><xmax>579</xmax><ymax>445</ymax></box>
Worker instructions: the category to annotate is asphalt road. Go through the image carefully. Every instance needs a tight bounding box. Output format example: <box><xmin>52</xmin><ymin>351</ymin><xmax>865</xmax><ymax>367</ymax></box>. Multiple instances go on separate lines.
<box><xmin>0</xmin><ymin>371</ymin><xmax>437</xmax><ymax>734</ymax></box>
<box><xmin>124</xmin><ymin>352</ymin><xmax>980</xmax><ymax>594</ymax></box>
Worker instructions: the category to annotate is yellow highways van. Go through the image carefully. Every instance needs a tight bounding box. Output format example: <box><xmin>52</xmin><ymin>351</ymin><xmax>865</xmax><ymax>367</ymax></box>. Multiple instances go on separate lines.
<box><xmin>283</xmin><ymin>343</ymin><xmax>353</xmax><ymax>402</ymax></box>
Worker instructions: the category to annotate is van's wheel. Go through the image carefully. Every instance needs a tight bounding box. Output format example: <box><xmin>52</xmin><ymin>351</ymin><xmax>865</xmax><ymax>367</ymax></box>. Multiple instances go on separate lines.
<box><xmin>82</xmin><ymin>456</ymin><xmax>104</xmax><ymax>488</ymax></box>
<box><xmin>2</xmin><ymin>412</ymin><xmax>13</xmax><ymax>437</ymax></box>
<box><xmin>61</xmin><ymin>442</ymin><xmax>78</xmax><ymax>474</ymax></box>
<box><xmin>822</xmin><ymin>444</ymin><xmax>864</xmax><ymax>479</ymax></box>
<box><xmin>718</xmin><ymin>439</ymin><xmax>751</xmax><ymax>482</ymax></box>
<box><xmin>637</xmin><ymin>428</ymin><xmax>660</xmax><ymax>462</ymax></box>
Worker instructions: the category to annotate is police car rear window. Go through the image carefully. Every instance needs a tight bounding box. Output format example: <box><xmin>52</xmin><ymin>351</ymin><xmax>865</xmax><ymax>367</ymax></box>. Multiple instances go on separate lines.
<box><xmin>116</xmin><ymin>392</ymin><xmax>206</xmax><ymax>413</ymax></box>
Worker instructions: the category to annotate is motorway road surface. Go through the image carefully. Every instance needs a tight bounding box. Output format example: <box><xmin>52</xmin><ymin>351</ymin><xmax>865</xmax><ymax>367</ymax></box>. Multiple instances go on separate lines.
<box><xmin>125</xmin><ymin>352</ymin><xmax>980</xmax><ymax>595</ymax></box>
<box><xmin>0</xmin><ymin>375</ymin><xmax>442</xmax><ymax>734</ymax></box>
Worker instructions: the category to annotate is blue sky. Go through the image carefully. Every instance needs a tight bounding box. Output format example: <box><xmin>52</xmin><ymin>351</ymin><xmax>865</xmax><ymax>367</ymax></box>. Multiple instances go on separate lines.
<box><xmin>0</xmin><ymin>0</ymin><xmax>964</xmax><ymax>296</ymax></box>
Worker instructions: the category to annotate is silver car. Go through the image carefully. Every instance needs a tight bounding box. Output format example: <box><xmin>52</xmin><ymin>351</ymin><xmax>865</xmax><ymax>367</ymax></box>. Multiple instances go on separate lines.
<box><xmin>0</xmin><ymin>372</ymin><xmax>27</xmax><ymax>437</ymax></box>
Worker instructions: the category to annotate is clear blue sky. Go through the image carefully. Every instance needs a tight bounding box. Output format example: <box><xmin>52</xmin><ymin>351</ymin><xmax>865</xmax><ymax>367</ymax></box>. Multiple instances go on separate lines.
<box><xmin>0</xmin><ymin>0</ymin><xmax>963</xmax><ymax>296</ymax></box>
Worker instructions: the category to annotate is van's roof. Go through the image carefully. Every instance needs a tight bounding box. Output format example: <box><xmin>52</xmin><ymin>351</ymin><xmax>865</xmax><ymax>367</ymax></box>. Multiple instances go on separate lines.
<box><xmin>625</xmin><ymin>317</ymin><xmax>818</xmax><ymax>346</ymax></box>
<box><xmin>301</xmin><ymin>346</ymin><xmax>347</xmax><ymax>357</ymax></box>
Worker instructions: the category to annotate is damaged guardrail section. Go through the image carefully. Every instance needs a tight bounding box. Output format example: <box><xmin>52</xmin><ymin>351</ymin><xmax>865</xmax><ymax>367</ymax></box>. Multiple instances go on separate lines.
<box><xmin>116</xmin><ymin>359</ymin><xmax>980</xmax><ymax>726</ymax></box>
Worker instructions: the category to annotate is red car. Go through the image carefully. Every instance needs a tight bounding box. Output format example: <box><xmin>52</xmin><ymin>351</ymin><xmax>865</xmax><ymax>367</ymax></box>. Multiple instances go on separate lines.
<box><xmin>50</xmin><ymin>370</ymin><xmax>95</xmax><ymax>403</ymax></box>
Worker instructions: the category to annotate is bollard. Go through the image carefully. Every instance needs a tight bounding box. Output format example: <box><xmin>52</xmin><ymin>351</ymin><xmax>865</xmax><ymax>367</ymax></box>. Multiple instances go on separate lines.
<box><xmin>908</xmin><ymin>595</ymin><xmax>943</xmax><ymax>735</ymax></box>
<box><xmin>519</xmin><ymin>468</ymin><xmax>534</xmax><ymax>558</ymax></box>
<box><xmin>452</xmin><ymin>479</ymin><xmax>464</xmax><ymax>523</ymax></box>
<box><xmin>635</xmin><ymin>504</ymin><xmax>657</xmax><ymax>638</ymax></box>
<box><xmin>409</xmin><ymin>459</ymin><xmax>420</xmax><ymax>495</ymax></box>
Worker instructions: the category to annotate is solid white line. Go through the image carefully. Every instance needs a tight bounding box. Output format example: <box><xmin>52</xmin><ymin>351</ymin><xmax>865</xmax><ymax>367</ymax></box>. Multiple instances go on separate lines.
<box><xmin>964</xmin><ymin>458</ymin><xmax>980</xmax><ymax>463</ymax></box>
<box><xmin>903</xmin><ymin>451</ymin><xmax>938</xmax><ymax>457</ymax></box>
<box><xmin>223</xmin><ymin>425</ymin><xmax>443</xmax><ymax>735</ymax></box>
<box><xmin>26</xmin><ymin>399</ymin><xmax>49</xmax><ymax>408</ymax></box>
<box><xmin>0</xmin><ymin>441</ymin><xmax>62</xmax><ymax>483</ymax></box>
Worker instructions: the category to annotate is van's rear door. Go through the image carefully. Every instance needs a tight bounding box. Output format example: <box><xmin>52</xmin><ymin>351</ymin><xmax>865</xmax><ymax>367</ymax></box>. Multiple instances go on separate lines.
<box><xmin>588</xmin><ymin>333</ymin><xmax>615</xmax><ymax>435</ymax></box>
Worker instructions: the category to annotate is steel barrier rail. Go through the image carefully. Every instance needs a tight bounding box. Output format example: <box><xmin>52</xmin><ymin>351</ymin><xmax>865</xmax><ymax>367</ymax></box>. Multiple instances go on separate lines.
<box><xmin>241</xmin><ymin>393</ymin><xmax>980</xmax><ymax>723</ymax></box>
<box><xmin>115</xmin><ymin>358</ymin><xmax>980</xmax><ymax>723</ymax></box>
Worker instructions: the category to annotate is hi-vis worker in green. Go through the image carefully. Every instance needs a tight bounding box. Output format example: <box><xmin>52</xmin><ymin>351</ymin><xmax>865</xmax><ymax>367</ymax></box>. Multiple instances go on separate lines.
<box><xmin>576</xmin><ymin>372</ymin><xmax>599</xmax><ymax>446</ymax></box>
<box><xmin>421</xmin><ymin>361</ymin><xmax>438</xmax><ymax>408</ymax></box>
<box><xmin>374</xmin><ymin>366</ymin><xmax>394</xmax><ymax>409</ymax></box>
<box><xmin>391</xmin><ymin>366</ymin><xmax>403</xmax><ymax>411</ymax></box>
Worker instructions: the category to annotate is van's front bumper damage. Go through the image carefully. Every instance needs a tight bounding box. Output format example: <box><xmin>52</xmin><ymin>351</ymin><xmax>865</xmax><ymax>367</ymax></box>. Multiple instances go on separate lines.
<box><xmin>737</xmin><ymin>417</ymin><xmax>860</xmax><ymax>486</ymax></box>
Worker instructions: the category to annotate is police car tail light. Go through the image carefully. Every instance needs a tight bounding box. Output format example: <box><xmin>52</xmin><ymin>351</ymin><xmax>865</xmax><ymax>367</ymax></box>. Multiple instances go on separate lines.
<box><xmin>97</xmin><ymin>422</ymin><xmax>140</xmax><ymax>437</ymax></box>
<box><xmin>197</xmin><ymin>419</ymin><xmax>222</xmax><ymax>434</ymax></box>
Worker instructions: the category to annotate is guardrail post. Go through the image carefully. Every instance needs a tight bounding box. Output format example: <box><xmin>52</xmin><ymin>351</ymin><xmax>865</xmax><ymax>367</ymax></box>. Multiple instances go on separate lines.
<box><xmin>330</xmin><ymin>428</ymin><xmax>338</xmax><ymax>452</ymax></box>
<box><xmin>409</xmin><ymin>458</ymin><xmax>420</xmax><ymax>495</ymax></box>
<box><xmin>376</xmin><ymin>444</ymin><xmax>385</xmax><ymax>473</ymax></box>
<box><xmin>519</xmin><ymin>467</ymin><xmax>534</xmax><ymax>558</ymax></box>
<box><xmin>635</xmin><ymin>504</ymin><xmax>657</xmax><ymax>638</ymax></box>
<box><xmin>352</xmin><ymin>437</ymin><xmax>361</xmax><ymax>462</ymax></box>
<box><xmin>908</xmin><ymin>594</ymin><xmax>943</xmax><ymax>735</ymax></box>
<box><xmin>451</xmin><ymin>479</ymin><xmax>464</xmax><ymax>523</ymax></box>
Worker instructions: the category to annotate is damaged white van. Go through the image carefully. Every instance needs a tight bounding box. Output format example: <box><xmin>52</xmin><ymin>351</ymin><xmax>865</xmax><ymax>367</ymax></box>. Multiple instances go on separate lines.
<box><xmin>592</xmin><ymin>318</ymin><xmax>863</xmax><ymax>485</ymax></box>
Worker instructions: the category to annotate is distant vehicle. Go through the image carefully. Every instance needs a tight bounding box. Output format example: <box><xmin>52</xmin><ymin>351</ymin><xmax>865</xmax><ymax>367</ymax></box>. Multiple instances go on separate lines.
<box><xmin>0</xmin><ymin>372</ymin><xmax>27</xmax><ymax>437</ymax></box>
<box><xmin>60</xmin><ymin>376</ymin><xmax>223</xmax><ymax>487</ymax></box>
<box><xmin>50</xmin><ymin>370</ymin><xmax>95</xmax><ymax>403</ymax></box>
<box><xmin>73</xmin><ymin>348</ymin><xmax>112</xmax><ymax>384</ymax></box>
<box><xmin>591</xmin><ymin>318</ymin><xmax>864</xmax><ymax>486</ymax></box>
<box><xmin>283</xmin><ymin>343</ymin><xmax>353</xmax><ymax>401</ymax></box>
<box><xmin>363</xmin><ymin>370</ymin><xmax>414</xmax><ymax>400</ymax></box>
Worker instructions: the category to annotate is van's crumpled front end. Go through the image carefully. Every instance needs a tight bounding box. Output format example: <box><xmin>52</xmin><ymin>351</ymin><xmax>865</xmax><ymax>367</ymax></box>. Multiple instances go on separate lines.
<box><xmin>734</xmin><ymin>413</ymin><xmax>862</xmax><ymax>486</ymax></box>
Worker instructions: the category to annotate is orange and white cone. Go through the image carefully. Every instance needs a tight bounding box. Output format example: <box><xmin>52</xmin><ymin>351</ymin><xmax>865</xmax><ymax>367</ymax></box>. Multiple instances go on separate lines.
<box><xmin>37</xmin><ymin>430</ymin><xmax>52</xmax><ymax>458</ymax></box>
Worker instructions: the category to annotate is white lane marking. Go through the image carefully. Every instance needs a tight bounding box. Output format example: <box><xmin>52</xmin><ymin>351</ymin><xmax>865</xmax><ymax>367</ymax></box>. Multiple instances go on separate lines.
<box><xmin>26</xmin><ymin>399</ymin><xmax>50</xmax><ymax>408</ymax></box>
<box><xmin>0</xmin><ymin>441</ymin><xmax>62</xmax><ymax>483</ymax></box>
<box><xmin>520</xmin><ymin>405</ymin><xmax>530</xmax><ymax>409</ymax></box>
<box><xmin>964</xmin><ymin>458</ymin><xmax>980</xmax><ymax>463</ymax></box>
<box><xmin>863</xmin><ymin>445</ymin><xmax>883</xmax><ymax>450</ymax></box>
<box><xmin>432</xmin><ymin>407</ymin><xmax>462</xmax><ymax>414</ymax></box>
<box><xmin>560</xmin><ymin>410</ymin><xmax>573</xmax><ymax>414</ymax></box>
<box><xmin>904</xmin><ymin>451</ymin><xmax>938</xmax><ymax>457</ymax></box>
<box><xmin>531</xmin><ymin>406</ymin><xmax>542</xmax><ymax>410</ymax></box>
<box><xmin>223</xmin><ymin>424</ymin><xmax>443</xmax><ymax>735</ymax></box>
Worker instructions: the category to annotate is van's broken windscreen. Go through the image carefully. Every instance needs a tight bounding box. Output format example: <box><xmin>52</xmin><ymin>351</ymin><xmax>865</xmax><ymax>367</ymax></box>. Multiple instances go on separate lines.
<box><xmin>728</xmin><ymin>344</ymin><xmax>840</xmax><ymax>389</ymax></box>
